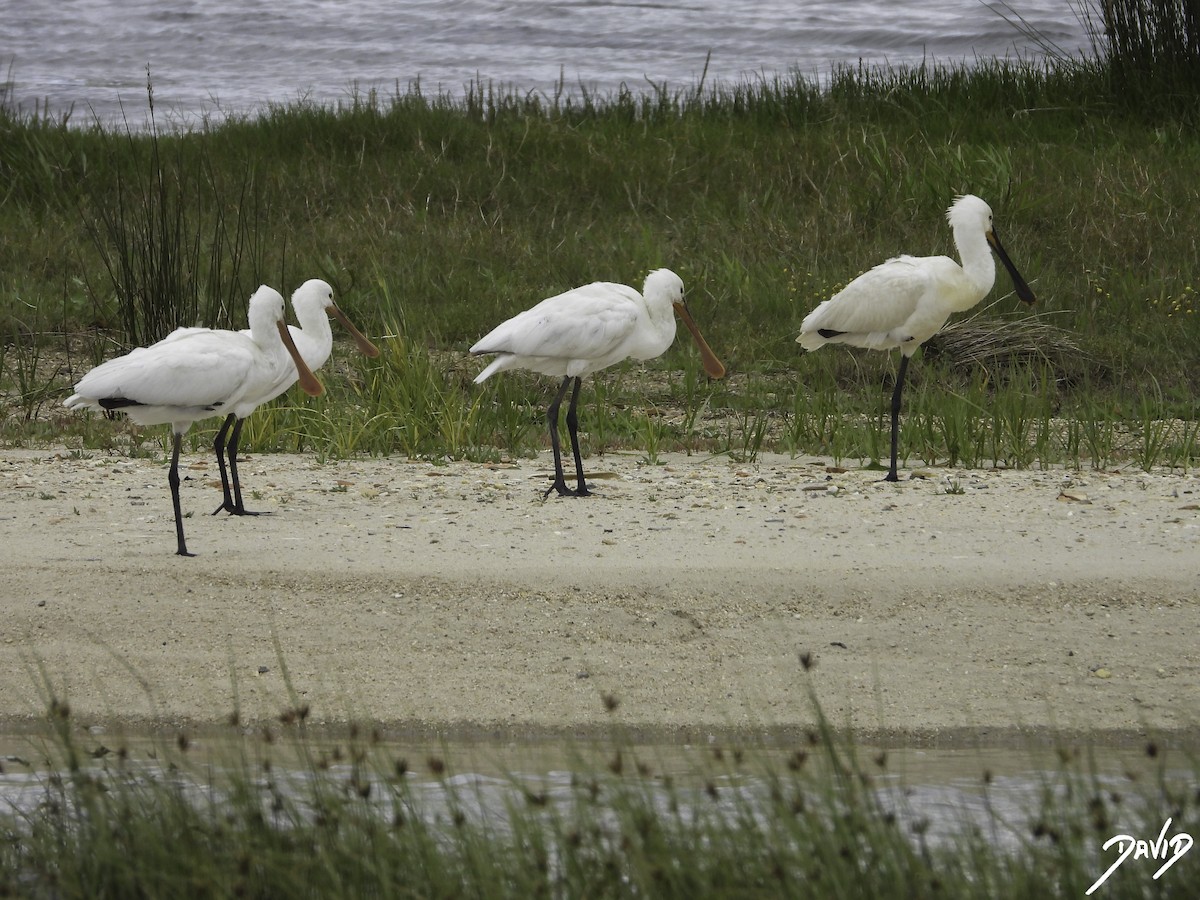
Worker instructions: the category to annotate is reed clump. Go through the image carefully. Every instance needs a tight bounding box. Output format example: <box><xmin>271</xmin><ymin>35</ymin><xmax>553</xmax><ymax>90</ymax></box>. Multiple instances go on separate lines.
<box><xmin>1089</xmin><ymin>0</ymin><xmax>1200</xmax><ymax>116</ymax></box>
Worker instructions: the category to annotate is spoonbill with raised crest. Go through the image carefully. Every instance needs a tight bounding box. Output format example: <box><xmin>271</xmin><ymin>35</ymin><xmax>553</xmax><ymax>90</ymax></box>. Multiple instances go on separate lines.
<box><xmin>797</xmin><ymin>194</ymin><xmax>1036</xmax><ymax>481</ymax></box>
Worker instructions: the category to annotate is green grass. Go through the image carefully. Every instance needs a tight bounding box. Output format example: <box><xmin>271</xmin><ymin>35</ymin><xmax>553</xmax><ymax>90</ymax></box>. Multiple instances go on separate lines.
<box><xmin>2</xmin><ymin>2</ymin><xmax>1199</xmax><ymax>471</ymax></box>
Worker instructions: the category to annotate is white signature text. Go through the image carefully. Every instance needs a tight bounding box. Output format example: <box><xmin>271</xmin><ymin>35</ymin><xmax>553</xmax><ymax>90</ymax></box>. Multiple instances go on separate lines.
<box><xmin>1086</xmin><ymin>818</ymin><xmax>1193</xmax><ymax>895</ymax></box>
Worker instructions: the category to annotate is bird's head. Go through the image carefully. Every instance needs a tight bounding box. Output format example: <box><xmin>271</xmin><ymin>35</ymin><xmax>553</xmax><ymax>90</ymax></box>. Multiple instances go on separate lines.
<box><xmin>292</xmin><ymin>279</ymin><xmax>337</xmax><ymax>312</ymax></box>
<box><xmin>292</xmin><ymin>279</ymin><xmax>380</xmax><ymax>357</ymax></box>
<box><xmin>644</xmin><ymin>268</ymin><xmax>726</xmax><ymax>379</ymax></box>
<box><xmin>247</xmin><ymin>285</ymin><xmax>289</xmax><ymax>332</ymax></box>
<box><xmin>945</xmin><ymin>194</ymin><xmax>993</xmax><ymax>235</ymax></box>
<box><xmin>644</xmin><ymin>268</ymin><xmax>685</xmax><ymax>305</ymax></box>
<box><xmin>948</xmin><ymin>195</ymin><xmax>1036</xmax><ymax>305</ymax></box>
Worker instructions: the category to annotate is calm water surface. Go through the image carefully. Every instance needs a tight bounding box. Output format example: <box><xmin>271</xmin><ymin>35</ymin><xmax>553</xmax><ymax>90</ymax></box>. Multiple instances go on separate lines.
<box><xmin>0</xmin><ymin>734</ymin><xmax>1185</xmax><ymax>858</ymax></box>
<box><xmin>4</xmin><ymin>1</ymin><xmax>1092</xmax><ymax>127</ymax></box>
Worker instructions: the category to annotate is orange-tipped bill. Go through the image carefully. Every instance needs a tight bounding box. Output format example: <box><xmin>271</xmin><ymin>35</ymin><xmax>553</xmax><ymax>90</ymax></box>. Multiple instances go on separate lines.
<box><xmin>673</xmin><ymin>302</ymin><xmax>726</xmax><ymax>379</ymax></box>
<box><xmin>987</xmin><ymin>230</ymin><xmax>1036</xmax><ymax>305</ymax></box>
<box><xmin>277</xmin><ymin>320</ymin><xmax>325</xmax><ymax>396</ymax></box>
<box><xmin>331</xmin><ymin>305</ymin><xmax>381</xmax><ymax>357</ymax></box>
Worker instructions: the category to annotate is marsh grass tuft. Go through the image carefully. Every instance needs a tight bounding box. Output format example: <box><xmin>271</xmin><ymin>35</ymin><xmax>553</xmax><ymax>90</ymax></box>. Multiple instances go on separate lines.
<box><xmin>925</xmin><ymin>310</ymin><xmax>1085</xmax><ymax>382</ymax></box>
<box><xmin>1090</xmin><ymin>0</ymin><xmax>1200</xmax><ymax>117</ymax></box>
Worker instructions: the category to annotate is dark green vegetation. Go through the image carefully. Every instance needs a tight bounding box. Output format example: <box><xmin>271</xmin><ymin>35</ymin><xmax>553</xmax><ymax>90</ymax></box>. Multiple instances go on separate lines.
<box><xmin>2</xmin><ymin>0</ymin><xmax>1198</xmax><ymax>473</ymax></box>
<box><xmin>1</xmin><ymin>691</ymin><xmax>1197</xmax><ymax>899</ymax></box>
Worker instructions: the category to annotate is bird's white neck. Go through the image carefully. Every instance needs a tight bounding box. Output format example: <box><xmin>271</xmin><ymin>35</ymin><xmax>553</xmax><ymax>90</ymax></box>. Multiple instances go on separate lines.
<box><xmin>954</xmin><ymin>225</ymin><xmax>997</xmax><ymax>308</ymax></box>
<box><xmin>247</xmin><ymin>305</ymin><xmax>281</xmax><ymax>346</ymax></box>
<box><xmin>296</xmin><ymin>303</ymin><xmax>334</xmax><ymax>343</ymax></box>
<box><xmin>633</xmin><ymin>293</ymin><xmax>678</xmax><ymax>360</ymax></box>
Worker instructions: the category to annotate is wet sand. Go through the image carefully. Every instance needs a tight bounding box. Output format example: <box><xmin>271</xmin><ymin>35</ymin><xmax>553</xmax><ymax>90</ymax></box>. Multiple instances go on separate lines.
<box><xmin>2</xmin><ymin>447</ymin><xmax>1198</xmax><ymax>749</ymax></box>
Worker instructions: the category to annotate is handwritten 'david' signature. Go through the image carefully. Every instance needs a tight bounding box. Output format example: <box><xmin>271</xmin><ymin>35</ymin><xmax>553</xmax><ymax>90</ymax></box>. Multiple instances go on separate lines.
<box><xmin>1086</xmin><ymin>818</ymin><xmax>1192</xmax><ymax>895</ymax></box>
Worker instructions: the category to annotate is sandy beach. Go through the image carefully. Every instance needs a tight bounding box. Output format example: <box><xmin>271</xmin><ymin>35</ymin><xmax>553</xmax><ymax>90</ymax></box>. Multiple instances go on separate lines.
<box><xmin>1</xmin><ymin>446</ymin><xmax>1198</xmax><ymax>748</ymax></box>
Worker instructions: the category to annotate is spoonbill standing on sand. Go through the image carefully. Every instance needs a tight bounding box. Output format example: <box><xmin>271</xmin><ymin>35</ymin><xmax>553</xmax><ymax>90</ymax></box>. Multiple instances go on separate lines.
<box><xmin>210</xmin><ymin>278</ymin><xmax>380</xmax><ymax>516</ymax></box>
<box><xmin>471</xmin><ymin>268</ymin><xmax>726</xmax><ymax>497</ymax></box>
<box><xmin>64</xmin><ymin>286</ymin><xmax>324</xmax><ymax>556</ymax></box>
<box><xmin>797</xmin><ymin>194</ymin><xmax>1036</xmax><ymax>481</ymax></box>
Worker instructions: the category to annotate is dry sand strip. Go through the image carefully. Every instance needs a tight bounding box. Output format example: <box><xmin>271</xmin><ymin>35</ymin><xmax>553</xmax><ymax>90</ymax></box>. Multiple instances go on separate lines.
<box><xmin>1</xmin><ymin>447</ymin><xmax>1198</xmax><ymax>749</ymax></box>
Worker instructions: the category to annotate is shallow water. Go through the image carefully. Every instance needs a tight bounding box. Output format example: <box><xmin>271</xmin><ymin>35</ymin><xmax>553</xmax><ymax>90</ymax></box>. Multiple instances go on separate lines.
<box><xmin>3</xmin><ymin>0</ymin><xmax>1092</xmax><ymax>128</ymax></box>
<box><xmin>0</xmin><ymin>731</ymin><xmax>1184</xmax><ymax>858</ymax></box>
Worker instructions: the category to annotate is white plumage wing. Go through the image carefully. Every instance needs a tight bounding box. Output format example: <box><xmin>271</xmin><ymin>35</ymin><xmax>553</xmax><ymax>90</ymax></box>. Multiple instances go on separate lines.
<box><xmin>799</xmin><ymin>254</ymin><xmax>967</xmax><ymax>351</ymax></box>
<box><xmin>471</xmin><ymin>283</ymin><xmax>641</xmax><ymax>376</ymax></box>
<box><xmin>805</xmin><ymin>256</ymin><xmax>933</xmax><ymax>333</ymax></box>
<box><xmin>71</xmin><ymin>329</ymin><xmax>261</xmax><ymax>410</ymax></box>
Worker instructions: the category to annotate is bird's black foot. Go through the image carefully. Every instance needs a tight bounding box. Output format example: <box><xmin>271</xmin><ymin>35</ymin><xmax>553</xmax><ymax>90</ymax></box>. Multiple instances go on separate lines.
<box><xmin>213</xmin><ymin>501</ymin><xmax>268</xmax><ymax>516</ymax></box>
<box><xmin>543</xmin><ymin>481</ymin><xmax>592</xmax><ymax>499</ymax></box>
<box><xmin>176</xmin><ymin>548</ymin><xmax>196</xmax><ymax>558</ymax></box>
<box><xmin>882</xmin><ymin>472</ymin><xmax>901</xmax><ymax>483</ymax></box>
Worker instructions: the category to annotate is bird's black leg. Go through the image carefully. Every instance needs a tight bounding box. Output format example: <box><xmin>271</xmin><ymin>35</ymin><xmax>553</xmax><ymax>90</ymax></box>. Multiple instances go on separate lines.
<box><xmin>211</xmin><ymin>413</ymin><xmax>237</xmax><ymax>515</ymax></box>
<box><xmin>885</xmin><ymin>354</ymin><xmax>910</xmax><ymax>482</ymax></box>
<box><xmin>544</xmin><ymin>376</ymin><xmax>575</xmax><ymax>498</ymax></box>
<box><xmin>564</xmin><ymin>376</ymin><xmax>591</xmax><ymax>496</ymax></box>
<box><xmin>225</xmin><ymin>417</ymin><xmax>266</xmax><ymax>516</ymax></box>
<box><xmin>169</xmin><ymin>431</ymin><xmax>195</xmax><ymax>557</ymax></box>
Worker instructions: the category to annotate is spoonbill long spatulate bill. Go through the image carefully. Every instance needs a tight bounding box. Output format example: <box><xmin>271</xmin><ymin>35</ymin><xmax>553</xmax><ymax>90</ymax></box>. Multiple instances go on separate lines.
<box><xmin>211</xmin><ymin>278</ymin><xmax>380</xmax><ymax>516</ymax></box>
<box><xmin>797</xmin><ymin>194</ymin><xmax>1036</xmax><ymax>481</ymax></box>
<box><xmin>63</xmin><ymin>287</ymin><xmax>325</xmax><ymax>556</ymax></box>
<box><xmin>470</xmin><ymin>268</ymin><xmax>726</xmax><ymax>498</ymax></box>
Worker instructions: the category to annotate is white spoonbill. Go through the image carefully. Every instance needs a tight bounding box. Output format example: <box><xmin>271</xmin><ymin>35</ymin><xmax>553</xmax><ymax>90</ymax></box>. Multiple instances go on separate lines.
<box><xmin>210</xmin><ymin>278</ymin><xmax>380</xmax><ymax>516</ymax></box>
<box><xmin>471</xmin><ymin>268</ymin><xmax>726</xmax><ymax>498</ymax></box>
<box><xmin>64</xmin><ymin>286</ymin><xmax>324</xmax><ymax>556</ymax></box>
<box><xmin>797</xmin><ymin>194</ymin><xmax>1036</xmax><ymax>481</ymax></box>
